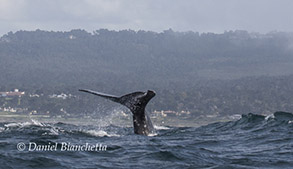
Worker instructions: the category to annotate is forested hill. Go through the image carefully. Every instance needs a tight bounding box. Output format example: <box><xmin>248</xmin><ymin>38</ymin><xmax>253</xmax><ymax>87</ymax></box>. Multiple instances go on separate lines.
<box><xmin>1</xmin><ymin>29</ymin><xmax>293</xmax><ymax>116</ymax></box>
<box><xmin>1</xmin><ymin>29</ymin><xmax>293</xmax><ymax>89</ymax></box>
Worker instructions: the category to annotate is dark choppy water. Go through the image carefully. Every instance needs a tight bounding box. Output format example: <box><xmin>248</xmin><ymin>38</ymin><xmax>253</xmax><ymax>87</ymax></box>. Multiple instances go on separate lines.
<box><xmin>0</xmin><ymin>111</ymin><xmax>293</xmax><ymax>169</ymax></box>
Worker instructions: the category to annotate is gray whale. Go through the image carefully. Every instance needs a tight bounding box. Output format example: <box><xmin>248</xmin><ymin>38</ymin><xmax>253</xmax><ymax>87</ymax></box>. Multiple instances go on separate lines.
<box><xmin>79</xmin><ymin>89</ymin><xmax>156</xmax><ymax>136</ymax></box>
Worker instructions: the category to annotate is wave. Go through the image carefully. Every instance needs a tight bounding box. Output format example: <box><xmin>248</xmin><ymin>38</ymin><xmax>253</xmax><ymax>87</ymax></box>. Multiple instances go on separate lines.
<box><xmin>2</xmin><ymin>123</ymin><xmax>122</xmax><ymax>138</ymax></box>
<box><xmin>0</xmin><ymin>121</ymin><xmax>168</xmax><ymax>138</ymax></box>
<box><xmin>3</xmin><ymin>118</ymin><xmax>46</xmax><ymax>128</ymax></box>
<box><xmin>84</xmin><ymin>129</ymin><xmax>120</xmax><ymax>137</ymax></box>
<box><xmin>1</xmin><ymin>111</ymin><xmax>292</xmax><ymax>139</ymax></box>
<box><xmin>197</xmin><ymin>111</ymin><xmax>293</xmax><ymax>134</ymax></box>
<box><xmin>235</xmin><ymin>111</ymin><xmax>293</xmax><ymax>125</ymax></box>
<box><xmin>4</xmin><ymin>121</ymin><xmax>41</xmax><ymax>128</ymax></box>
<box><xmin>1</xmin><ymin>111</ymin><xmax>292</xmax><ymax>168</ymax></box>
<box><xmin>270</xmin><ymin>111</ymin><xmax>293</xmax><ymax>121</ymax></box>
<box><xmin>154</xmin><ymin>125</ymin><xmax>171</xmax><ymax>130</ymax></box>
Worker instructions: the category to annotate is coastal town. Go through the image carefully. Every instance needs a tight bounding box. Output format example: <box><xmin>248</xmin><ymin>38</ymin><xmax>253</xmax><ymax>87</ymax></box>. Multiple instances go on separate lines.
<box><xmin>0</xmin><ymin>88</ymin><xmax>238</xmax><ymax>127</ymax></box>
<box><xmin>0</xmin><ymin>89</ymin><xmax>73</xmax><ymax>116</ymax></box>
<box><xmin>0</xmin><ymin>89</ymin><xmax>194</xmax><ymax>118</ymax></box>
<box><xmin>0</xmin><ymin>89</ymin><xmax>25</xmax><ymax>97</ymax></box>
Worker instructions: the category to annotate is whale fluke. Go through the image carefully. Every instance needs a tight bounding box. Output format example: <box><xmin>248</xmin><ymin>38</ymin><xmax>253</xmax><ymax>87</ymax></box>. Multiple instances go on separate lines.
<box><xmin>79</xmin><ymin>89</ymin><xmax>156</xmax><ymax>135</ymax></box>
<box><xmin>79</xmin><ymin>89</ymin><xmax>120</xmax><ymax>102</ymax></box>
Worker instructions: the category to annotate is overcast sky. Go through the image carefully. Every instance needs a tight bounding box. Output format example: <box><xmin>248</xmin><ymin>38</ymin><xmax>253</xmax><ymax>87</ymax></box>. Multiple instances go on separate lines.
<box><xmin>0</xmin><ymin>0</ymin><xmax>292</xmax><ymax>36</ymax></box>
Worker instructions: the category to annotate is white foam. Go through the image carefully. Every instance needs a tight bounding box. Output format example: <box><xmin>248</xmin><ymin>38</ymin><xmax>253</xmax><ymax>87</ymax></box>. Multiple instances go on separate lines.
<box><xmin>4</xmin><ymin>122</ymin><xmax>32</xmax><ymax>128</ymax></box>
<box><xmin>41</xmin><ymin>129</ymin><xmax>59</xmax><ymax>136</ymax></box>
<box><xmin>86</xmin><ymin>130</ymin><xmax>120</xmax><ymax>137</ymax></box>
<box><xmin>229</xmin><ymin>114</ymin><xmax>242</xmax><ymax>120</ymax></box>
<box><xmin>4</xmin><ymin>119</ymin><xmax>44</xmax><ymax>128</ymax></box>
<box><xmin>289</xmin><ymin>120</ymin><xmax>293</xmax><ymax>124</ymax></box>
<box><xmin>0</xmin><ymin>127</ymin><xmax>4</xmax><ymax>132</ymax></box>
<box><xmin>148</xmin><ymin>133</ymin><xmax>158</xmax><ymax>137</ymax></box>
<box><xmin>30</xmin><ymin>119</ymin><xmax>44</xmax><ymax>126</ymax></box>
<box><xmin>154</xmin><ymin>125</ymin><xmax>170</xmax><ymax>130</ymax></box>
<box><xmin>265</xmin><ymin>114</ymin><xmax>275</xmax><ymax>121</ymax></box>
<box><xmin>49</xmin><ymin>127</ymin><xmax>59</xmax><ymax>135</ymax></box>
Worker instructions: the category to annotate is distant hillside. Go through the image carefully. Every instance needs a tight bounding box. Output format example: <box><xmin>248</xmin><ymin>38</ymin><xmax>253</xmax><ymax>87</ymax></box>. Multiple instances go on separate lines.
<box><xmin>1</xmin><ymin>29</ymin><xmax>293</xmax><ymax>116</ymax></box>
<box><xmin>1</xmin><ymin>29</ymin><xmax>293</xmax><ymax>89</ymax></box>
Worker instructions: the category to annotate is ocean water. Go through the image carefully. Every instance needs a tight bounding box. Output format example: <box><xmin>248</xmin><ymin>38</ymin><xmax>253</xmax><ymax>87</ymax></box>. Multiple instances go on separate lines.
<box><xmin>0</xmin><ymin>111</ymin><xmax>292</xmax><ymax>169</ymax></box>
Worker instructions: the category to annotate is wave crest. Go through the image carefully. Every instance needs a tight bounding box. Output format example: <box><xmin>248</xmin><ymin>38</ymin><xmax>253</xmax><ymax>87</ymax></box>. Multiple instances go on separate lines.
<box><xmin>85</xmin><ymin>130</ymin><xmax>120</xmax><ymax>137</ymax></box>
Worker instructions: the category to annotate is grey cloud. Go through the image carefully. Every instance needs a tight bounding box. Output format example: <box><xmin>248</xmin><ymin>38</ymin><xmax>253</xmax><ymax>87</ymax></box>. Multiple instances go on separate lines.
<box><xmin>0</xmin><ymin>0</ymin><xmax>293</xmax><ymax>35</ymax></box>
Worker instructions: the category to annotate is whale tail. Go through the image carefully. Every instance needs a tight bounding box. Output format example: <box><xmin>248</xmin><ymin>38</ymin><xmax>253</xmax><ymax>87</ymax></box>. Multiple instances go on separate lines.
<box><xmin>78</xmin><ymin>89</ymin><xmax>156</xmax><ymax>113</ymax></box>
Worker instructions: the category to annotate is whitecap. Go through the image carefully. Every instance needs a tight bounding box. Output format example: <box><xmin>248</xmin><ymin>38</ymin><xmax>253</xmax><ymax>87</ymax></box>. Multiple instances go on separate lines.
<box><xmin>4</xmin><ymin>119</ymin><xmax>44</xmax><ymax>128</ymax></box>
<box><xmin>0</xmin><ymin>127</ymin><xmax>4</xmax><ymax>132</ymax></box>
<box><xmin>229</xmin><ymin>114</ymin><xmax>242</xmax><ymax>120</ymax></box>
<box><xmin>86</xmin><ymin>130</ymin><xmax>120</xmax><ymax>137</ymax></box>
<box><xmin>42</xmin><ymin>129</ymin><xmax>59</xmax><ymax>136</ymax></box>
<box><xmin>42</xmin><ymin>127</ymin><xmax>59</xmax><ymax>136</ymax></box>
<box><xmin>30</xmin><ymin>119</ymin><xmax>44</xmax><ymax>126</ymax></box>
<box><xmin>265</xmin><ymin>114</ymin><xmax>275</xmax><ymax>121</ymax></box>
<box><xmin>148</xmin><ymin>133</ymin><xmax>158</xmax><ymax>137</ymax></box>
<box><xmin>4</xmin><ymin>122</ymin><xmax>32</xmax><ymax>128</ymax></box>
<box><xmin>289</xmin><ymin>120</ymin><xmax>293</xmax><ymax>124</ymax></box>
<box><xmin>154</xmin><ymin>125</ymin><xmax>170</xmax><ymax>130</ymax></box>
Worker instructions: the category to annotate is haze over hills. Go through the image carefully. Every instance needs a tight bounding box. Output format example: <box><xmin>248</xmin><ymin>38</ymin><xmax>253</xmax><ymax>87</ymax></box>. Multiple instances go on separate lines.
<box><xmin>1</xmin><ymin>29</ymin><xmax>293</xmax><ymax>116</ymax></box>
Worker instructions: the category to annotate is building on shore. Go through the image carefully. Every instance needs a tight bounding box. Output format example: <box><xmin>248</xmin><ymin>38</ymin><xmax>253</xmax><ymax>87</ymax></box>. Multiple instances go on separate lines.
<box><xmin>0</xmin><ymin>89</ymin><xmax>25</xmax><ymax>97</ymax></box>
